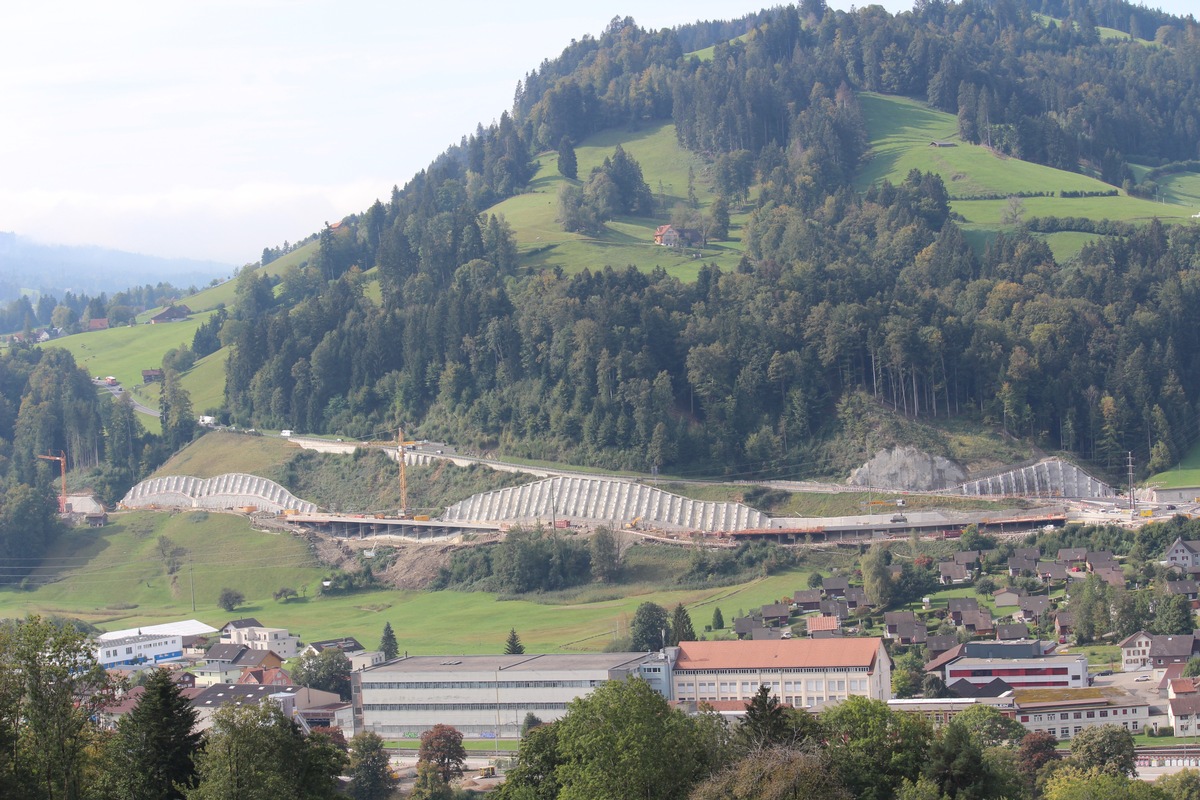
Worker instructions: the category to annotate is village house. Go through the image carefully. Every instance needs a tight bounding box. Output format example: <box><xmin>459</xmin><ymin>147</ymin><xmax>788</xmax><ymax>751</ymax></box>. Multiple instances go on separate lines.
<box><xmin>653</xmin><ymin>225</ymin><xmax>681</xmax><ymax>247</ymax></box>
<box><xmin>149</xmin><ymin>304</ymin><xmax>191</xmax><ymax>324</ymax></box>
<box><xmin>1165</xmin><ymin>537</ymin><xmax>1200</xmax><ymax>570</ymax></box>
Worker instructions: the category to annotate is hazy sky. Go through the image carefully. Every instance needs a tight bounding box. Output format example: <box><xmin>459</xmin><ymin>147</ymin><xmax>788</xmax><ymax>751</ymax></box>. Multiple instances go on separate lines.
<box><xmin>1</xmin><ymin>0</ymin><xmax>1194</xmax><ymax>265</ymax></box>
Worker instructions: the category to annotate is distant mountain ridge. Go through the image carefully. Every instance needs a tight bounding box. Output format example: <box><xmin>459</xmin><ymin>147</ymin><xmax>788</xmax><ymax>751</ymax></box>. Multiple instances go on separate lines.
<box><xmin>0</xmin><ymin>231</ymin><xmax>232</xmax><ymax>301</ymax></box>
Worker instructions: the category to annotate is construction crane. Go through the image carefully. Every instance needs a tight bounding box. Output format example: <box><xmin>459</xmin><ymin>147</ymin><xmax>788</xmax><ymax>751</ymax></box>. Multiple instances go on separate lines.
<box><xmin>361</xmin><ymin>427</ymin><xmax>423</xmax><ymax>518</ymax></box>
<box><xmin>37</xmin><ymin>451</ymin><xmax>67</xmax><ymax>513</ymax></box>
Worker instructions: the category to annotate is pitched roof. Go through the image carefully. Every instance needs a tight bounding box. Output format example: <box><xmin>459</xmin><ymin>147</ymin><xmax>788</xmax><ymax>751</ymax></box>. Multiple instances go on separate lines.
<box><xmin>1020</xmin><ymin>595</ymin><xmax>1050</xmax><ymax>612</ymax></box>
<box><xmin>1119</xmin><ymin>631</ymin><xmax>1150</xmax><ymax>648</ymax></box>
<box><xmin>1171</xmin><ymin>694</ymin><xmax>1200</xmax><ymax>716</ymax></box>
<box><xmin>1171</xmin><ymin>538</ymin><xmax>1200</xmax><ymax>554</ymax></box>
<box><xmin>947</xmin><ymin>597</ymin><xmax>979</xmax><ymax>613</ymax></box>
<box><xmin>996</xmin><ymin>623</ymin><xmax>1030</xmax><ymax>640</ymax></box>
<box><xmin>939</xmin><ymin>562</ymin><xmax>968</xmax><ymax>580</ymax></box>
<box><xmin>896</xmin><ymin>621</ymin><xmax>927</xmax><ymax>642</ymax></box>
<box><xmin>221</xmin><ymin>618</ymin><xmax>263</xmax><ymax>631</ymax></box>
<box><xmin>926</xmin><ymin>634</ymin><xmax>959</xmax><ymax>653</ymax></box>
<box><xmin>1167</xmin><ymin>580</ymin><xmax>1200</xmax><ymax>595</ymax></box>
<box><xmin>793</xmin><ymin>589</ymin><xmax>821</xmax><ymax>604</ymax></box>
<box><xmin>806</xmin><ymin>616</ymin><xmax>841</xmax><ymax>633</ymax></box>
<box><xmin>924</xmin><ymin>643</ymin><xmax>966</xmax><ymax>673</ymax></box>
<box><xmin>205</xmin><ymin>643</ymin><xmax>247</xmax><ymax>663</ymax></box>
<box><xmin>673</xmin><ymin>639</ymin><xmax>881</xmax><ymax>671</ymax></box>
<box><xmin>885</xmin><ymin>611</ymin><xmax>917</xmax><ymax>625</ymax></box>
<box><xmin>1151</xmin><ymin>634</ymin><xmax>1197</xmax><ymax>659</ymax></box>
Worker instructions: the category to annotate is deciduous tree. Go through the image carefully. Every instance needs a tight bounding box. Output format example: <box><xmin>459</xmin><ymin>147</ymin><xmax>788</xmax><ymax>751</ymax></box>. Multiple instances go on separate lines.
<box><xmin>216</xmin><ymin>588</ymin><xmax>243</xmax><ymax>612</ymax></box>
<box><xmin>1069</xmin><ymin>724</ymin><xmax>1137</xmax><ymax>777</ymax></box>
<box><xmin>347</xmin><ymin>731</ymin><xmax>397</xmax><ymax>800</ymax></box>
<box><xmin>418</xmin><ymin>724</ymin><xmax>466</xmax><ymax>782</ymax></box>
<box><xmin>555</xmin><ymin>678</ymin><xmax>707</xmax><ymax>800</ymax></box>
<box><xmin>292</xmin><ymin>648</ymin><xmax>351</xmax><ymax>701</ymax></box>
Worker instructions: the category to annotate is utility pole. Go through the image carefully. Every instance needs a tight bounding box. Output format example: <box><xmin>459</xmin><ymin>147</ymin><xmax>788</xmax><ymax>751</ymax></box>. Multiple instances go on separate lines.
<box><xmin>190</xmin><ymin>566</ymin><xmax>196</xmax><ymax>612</ymax></box>
<box><xmin>36</xmin><ymin>451</ymin><xmax>67</xmax><ymax>512</ymax></box>
<box><xmin>1127</xmin><ymin>451</ymin><xmax>1136</xmax><ymax>518</ymax></box>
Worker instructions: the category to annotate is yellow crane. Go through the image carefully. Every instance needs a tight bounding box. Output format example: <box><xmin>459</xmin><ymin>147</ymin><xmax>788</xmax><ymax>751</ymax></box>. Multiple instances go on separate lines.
<box><xmin>37</xmin><ymin>451</ymin><xmax>67</xmax><ymax>513</ymax></box>
<box><xmin>362</xmin><ymin>427</ymin><xmax>423</xmax><ymax>518</ymax></box>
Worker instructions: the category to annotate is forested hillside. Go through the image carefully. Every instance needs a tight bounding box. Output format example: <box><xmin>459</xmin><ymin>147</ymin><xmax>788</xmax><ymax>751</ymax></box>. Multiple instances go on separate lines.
<box><xmin>212</xmin><ymin>0</ymin><xmax>1200</xmax><ymax>484</ymax></box>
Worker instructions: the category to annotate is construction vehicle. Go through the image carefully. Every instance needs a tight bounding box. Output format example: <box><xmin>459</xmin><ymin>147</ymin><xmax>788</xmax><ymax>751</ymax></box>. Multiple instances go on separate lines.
<box><xmin>624</xmin><ymin>516</ymin><xmax>642</xmax><ymax>530</ymax></box>
<box><xmin>37</xmin><ymin>451</ymin><xmax>67</xmax><ymax>512</ymax></box>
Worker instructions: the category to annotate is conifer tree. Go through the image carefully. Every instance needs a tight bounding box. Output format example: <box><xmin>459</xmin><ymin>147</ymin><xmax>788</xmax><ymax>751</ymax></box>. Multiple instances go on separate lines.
<box><xmin>505</xmin><ymin>628</ymin><xmax>525</xmax><ymax>655</ymax></box>
<box><xmin>108</xmin><ymin>668</ymin><xmax>202</xmax><ymax>799</ymax></box>
<box><xmin>711</xmin><ymin>607</ymin><xmax>724</xmax><ymax>630</ymax></box>
<box><xmin>670</xmin><ymin>603</ymin><xmax>696</xmax><ymax>645</ymax></box>
<box><xmin>557</xmin><ymin>136</ymin><xmax>578</xmax><ymax>180</ymax></box>
<box><xmin>379</xmin><ymin>621</ymin><xmax>398</xmax><ymax>661</ymax></box>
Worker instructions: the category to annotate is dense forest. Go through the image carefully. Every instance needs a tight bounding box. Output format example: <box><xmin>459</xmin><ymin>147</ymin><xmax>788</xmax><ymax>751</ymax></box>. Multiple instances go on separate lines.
<box><xmin>0</xmin><ymin>344</ymin><xmax>177</xmax><ymax>582</ymax></box>
<box><xmin>211</xmin><ymin>0</ymin><xmax>1200</xmax><ymax>485</ymax></box>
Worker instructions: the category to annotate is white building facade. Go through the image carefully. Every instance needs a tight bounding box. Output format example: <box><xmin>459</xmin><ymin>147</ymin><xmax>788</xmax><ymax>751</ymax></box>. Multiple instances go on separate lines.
<box><xmin>669</xmin><ymin>639</ymin><xmax>892</xmax><ymax>708</ymax></box>
<box><xmin>224</xmin><ymin>626</ymin><xmax>301</xmax><ymax>658</ymax></box>
<box><xmin>95</xmin><ymin>633</ymin><xmax>184</xmax><ymax>669</ymax></box>
<box><xmin>352</xmin><ymin>652</ymin><xmax>665</xmax><ymax>739</ymax></box>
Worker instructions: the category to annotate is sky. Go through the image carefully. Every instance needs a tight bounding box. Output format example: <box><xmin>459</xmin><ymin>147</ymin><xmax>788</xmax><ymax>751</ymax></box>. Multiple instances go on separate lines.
<box><xmin>1</xmin><ymin>0</ymin><xmax>1194</xmax><ymax>266</ymax></box>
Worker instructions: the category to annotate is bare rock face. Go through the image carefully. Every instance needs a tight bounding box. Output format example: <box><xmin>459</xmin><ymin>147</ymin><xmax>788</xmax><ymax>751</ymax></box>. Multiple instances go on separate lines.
<box><xmin>847</xmin><ymin>446</ymin><xmax>966</xmax><ymax>492</ymax></box>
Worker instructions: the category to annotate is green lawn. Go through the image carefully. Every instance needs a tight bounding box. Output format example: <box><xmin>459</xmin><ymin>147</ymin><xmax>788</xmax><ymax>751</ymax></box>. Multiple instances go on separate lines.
<box><xmin>0</xmin><ymin>510</ymin><xmax>817</xmax><ymax>655</ymax></box>
<box><xmin>489</xmin><ymin>122</ymin><xmax>748</xmax><ymax>279</ymax></box>
<box><xmin>1148</xmin><ymin>439</ymin><xmax>1200</xmax><ymax>489</ymax></box>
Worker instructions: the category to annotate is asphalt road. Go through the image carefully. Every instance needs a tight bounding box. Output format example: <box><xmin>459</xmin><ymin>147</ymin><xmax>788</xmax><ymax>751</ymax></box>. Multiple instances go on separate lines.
<box><xmin>91</xmin><ymin>379</ymin><xmax>160</xmax><ymax>417</ymax></box>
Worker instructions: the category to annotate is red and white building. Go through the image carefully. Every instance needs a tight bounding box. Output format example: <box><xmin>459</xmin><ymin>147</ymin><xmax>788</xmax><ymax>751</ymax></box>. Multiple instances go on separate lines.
<box><xmin>942</xmin><ymin>654</ymin><xmax>1088</xmax><ymax>689</ymax></box>
<box><xmin>669</xmin><ymin>638</ymin><xmax>891</xmax><ymax>708</ymax></box>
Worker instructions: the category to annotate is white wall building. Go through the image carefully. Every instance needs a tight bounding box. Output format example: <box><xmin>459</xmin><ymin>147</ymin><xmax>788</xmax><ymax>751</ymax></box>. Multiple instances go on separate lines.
<box><xmin>943</xmin><ymin>654</ymin><xmax>1088</xmax><ymax>689</ymax></box>
<box><xmin>669</xmin><ymin>638</ymin><xmax>892</xmax><ymax>708</ymax></box>
<box><xmin>1012</xmin><ymin>687</ymin><xmax>1148</xmax><ymax>739</ymax></box>
<box><xmin>95</xmin><ymin>633</ymin><xmax>184</xmax><ymax>669</ymax></box>
<box><xmin>224</xmin><ymin>626</ymin><xmax>301</xmax><ymax>658</ymax></box>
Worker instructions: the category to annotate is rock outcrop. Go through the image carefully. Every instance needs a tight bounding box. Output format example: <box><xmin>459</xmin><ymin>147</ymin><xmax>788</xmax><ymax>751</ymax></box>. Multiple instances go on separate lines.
<box><xmin>847</xmin><ymin>446</ymin><xmax>967</xmax><ymax>491</ymax></box>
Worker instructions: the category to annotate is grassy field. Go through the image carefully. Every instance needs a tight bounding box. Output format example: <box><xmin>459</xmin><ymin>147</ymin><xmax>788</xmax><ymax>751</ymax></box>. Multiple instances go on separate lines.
<box><xmin>1148</xmin><ymin>438</ymin><xmax>1200</xmax><ymax>489</ymax></box>
<box><xmin>151</xmin><ymin>430</ymin><xmax>299</xmax><ymax>479</ymax></box>
<box><xmin>151</xmin><ymin>240</ymin><xmax>320</xmax><ymax>316</ymax></box>
<box><xmin>855</xmin><ymin>92</ymin><xmax>1194</xmax><ymax>261</ymax></box>
<box><xmin>0</xmin><ymin>508</ymin><xmax>826</xmax><ymax>654</ymax></box>
<box><xmin>490</xmin><ymin>122</ymin><xmax>748</xmax><ymax>279</ymax></box>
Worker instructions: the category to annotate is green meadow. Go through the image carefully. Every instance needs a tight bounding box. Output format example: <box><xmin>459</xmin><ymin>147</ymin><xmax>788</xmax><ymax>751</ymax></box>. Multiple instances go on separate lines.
<box><xmin>0</xmin><ymin>509</ymin><xmax>818</xmax><ymax>655</ymax></box>
<box><xmin>148</xmin><ymin>240</ymin><xmax>319</xmax><ymax>317</ymax></box>
<box><xmin>45</xmin><ymin>311</ymin><xmax>226</xmax><ymax>433</ymax></box>
<box><xmin>1148</xmin><ymin>438</ymin><xmax>1200</xmax><ymax>490</ymax></box>
<box><xmin>855</xmin><ymin>92</ymin><xmax>1194</xmax><ymax>261</ymax></box>
<box><xmin>491</xmin><ymin>121</ymin><xmax>748</xmax><ymax>279</ymax></box>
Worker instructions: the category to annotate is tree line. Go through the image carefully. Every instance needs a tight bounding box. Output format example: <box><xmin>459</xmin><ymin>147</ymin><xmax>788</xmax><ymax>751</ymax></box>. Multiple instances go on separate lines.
<box><xmin>495</xmin><ymin>674</ymin><xmax>1189</xmax><ymax>800</ymax></box>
